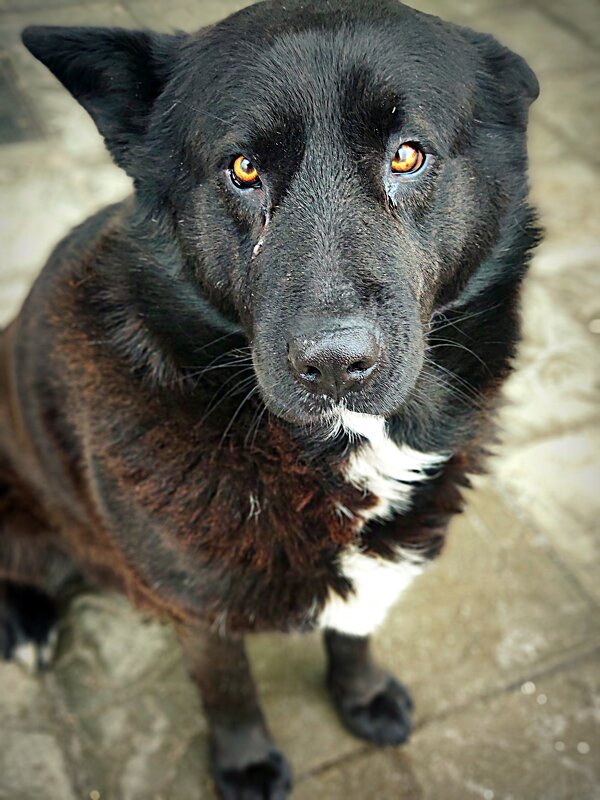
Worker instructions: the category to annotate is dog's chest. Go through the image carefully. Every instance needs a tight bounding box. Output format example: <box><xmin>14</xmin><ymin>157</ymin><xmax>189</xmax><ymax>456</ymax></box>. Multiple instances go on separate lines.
<box><xmin>97</xmin><ymin>405</ymin><xmax>446</xmax><ymax>633</ymax></box>
<box><xmin>318</xmin><ymin>413</ymin><xmax>446</xmax><ymax>636</ymax></box>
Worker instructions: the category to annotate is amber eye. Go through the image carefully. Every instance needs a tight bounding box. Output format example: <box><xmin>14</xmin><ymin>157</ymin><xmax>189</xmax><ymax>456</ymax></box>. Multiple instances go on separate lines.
<box><xmin>230</xmin><ymin>155</ymin><xmax>261</xmax><ymax>188</ymax></box>
<box><xmin>391</xmin><ymin>143</ymin><xmax>425</xmax><ymax>174</ymax></box>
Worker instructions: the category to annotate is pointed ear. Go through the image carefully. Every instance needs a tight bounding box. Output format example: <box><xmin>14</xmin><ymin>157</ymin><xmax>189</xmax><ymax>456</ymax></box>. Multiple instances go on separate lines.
<box><xmin>22</xmin><ymin>26</ymin><xmax>181</xmax><ymax>173</ymax></box>
<box><xmin>463</xmin><ymin>28</ymin><xmax>539</xmax><ymax>123</ymax></box>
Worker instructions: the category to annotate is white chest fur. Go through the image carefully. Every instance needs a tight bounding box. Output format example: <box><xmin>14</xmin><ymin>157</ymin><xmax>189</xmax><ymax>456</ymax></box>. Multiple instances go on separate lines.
<box><xmin>318</xmin><ymin>412</ymin><xmax>448</xmax><ymax>637</ymax></box>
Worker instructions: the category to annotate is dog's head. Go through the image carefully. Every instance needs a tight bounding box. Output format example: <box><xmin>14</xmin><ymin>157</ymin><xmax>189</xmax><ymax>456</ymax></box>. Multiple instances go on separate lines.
<box><xmin>23</xmin><ymin>0</ymin><xmax>538</xmax><ymax>427</ymax></box>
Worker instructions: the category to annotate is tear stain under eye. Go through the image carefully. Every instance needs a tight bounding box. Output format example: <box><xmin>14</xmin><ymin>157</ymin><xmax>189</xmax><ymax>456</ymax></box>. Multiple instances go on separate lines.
<box><xmin>251</xmin><ymin>212</ymin><xmax>270</xmax><ymax>258</ymax></box>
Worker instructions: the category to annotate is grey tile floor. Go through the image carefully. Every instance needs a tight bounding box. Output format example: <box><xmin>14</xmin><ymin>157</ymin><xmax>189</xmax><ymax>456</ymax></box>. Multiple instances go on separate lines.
<box><xmin>0</xmin><ymin>1</ymin><xmax>598</xmax><ymax>798</ymax></box>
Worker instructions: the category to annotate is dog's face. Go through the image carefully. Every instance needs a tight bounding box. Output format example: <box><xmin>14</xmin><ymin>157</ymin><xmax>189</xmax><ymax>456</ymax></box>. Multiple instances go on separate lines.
<box><xmin>23</xmin><ymin>1</ymin><xmax>538</xmax><ymax>427</ymax></box>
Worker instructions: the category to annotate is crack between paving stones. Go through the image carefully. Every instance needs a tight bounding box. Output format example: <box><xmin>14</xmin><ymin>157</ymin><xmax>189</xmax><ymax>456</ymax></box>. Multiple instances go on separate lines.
<box><xmin>295</xmin><ymin>642</ymin><xmax>600</xmax><ymax>784</ymax></box>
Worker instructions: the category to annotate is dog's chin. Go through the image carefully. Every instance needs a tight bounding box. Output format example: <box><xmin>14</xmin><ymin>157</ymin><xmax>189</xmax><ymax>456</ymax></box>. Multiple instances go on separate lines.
<box><xmin>259</xmin><ymin>391</ymin><xmax>338</xmax><ymax>429</ymax></box>
<box><xmin>258</xmin><ymin>386</ymin><xmax>401</xmax><ymax>439</ymax></box>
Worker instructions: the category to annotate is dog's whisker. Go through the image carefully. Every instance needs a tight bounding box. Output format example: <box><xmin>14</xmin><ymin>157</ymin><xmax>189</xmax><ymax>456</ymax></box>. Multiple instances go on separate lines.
<box><xmin>198</xmin><ymin>373</ymin><xmax>258</xmax><ymax>425</ymax></box>
<box><xmin>425</xmin><ymin>338</ymin><xmax>493</xmax><ymax>375</ymax></box>
<box><xmin>247</xmin><ymin>402</ymin><xmax>270</xmax><ymax>449</ymax></box>
<box><xmin>431</xmin><ymin>363</ymin><xmax>481</xmax><ymax>400</ymax></box>
<box><xmin>184</xmin><ymin>360</ymin><xmax>254</xmax><ymax>383</ymax></box>
<box><xmin>218</xmin><ymin>385</ymin><xmax>261</xmax><ymax>448</ymax></box>
<box><xmin>419</xmin><ymin>363</ymin><xmax>485</xmax><ymax>410</ymax></box>
<box><xmin>169</xmin><ymin>346</ymin><xmax>253</xmax><ymax>388</ymax></box>
<box><xmin>192</xmin><ymin>330</ymin><xmax>246</xmax><ymax>355</ymax></box>
<box><xmin>429</xmin><ymin>303</ymin><xmax>502</xmax><ymax>336</ymax></box>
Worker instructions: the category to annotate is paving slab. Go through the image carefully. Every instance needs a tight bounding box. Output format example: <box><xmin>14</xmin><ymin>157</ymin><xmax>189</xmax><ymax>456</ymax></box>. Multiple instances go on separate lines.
<box><xmin>294</xmin><ymin>749</ymin><xmax>424</xmax><ymax>800</ymax></box>
<box><xmin>466</xmin><ymin>5</ymin><xmax>600</xmax><ymax>75</ymax></box>
<box><xmin>0</xmin><ymin>159</ymin><xmax>130</xmax><ymax>321</ymax></box>
<box><xmin>531</xmin><ymin>0</ymin><xmax>600</xmax><ymax>50</ymax></box>
<box><xmin>493</xmin><ymin>432</ymin><xmax>600</xmax><ymax>606</ymax></box>
<box><xmin>48</xmin><ymin>594</ymin><xmax>206</xmax><ymax>800</ymax></box>
<box><xmin>527</xmin><ymin>121</ymin><xmax>600</xmax><ymax>257</ymax></box>
<box><xmin>411</xmin><ymin>651</ymin><xmax>600</xmax><ymax>800</ymax></box>
<box><xmin>295</xmin><ymin>652</ymin><xmax>600</xmax><ymax>800</ymax></box>
<box><xmin>499</xmin><ymin>275</ymin><xmax>600</xmax><ymax>446</ymax></box>
<box><xmin>3</xmin><ymin>0</ymin><xmax>115</xmax><ymax>8</ymax></box>
<box><xmin>532</xmin><ymin>69</ymin><xmax>600</xmax><ymax>165</ymax></box>
<box><xmin>0</xmin><ymin>731</ymin><xmax>78</xmax><ymax>800</ymax></box>
<box><xmin>370</xmin><ymin>485</ymin><xmax>599</xmax><ymax>722</ymax></box>
<box><xmin>0</xmin><ymin>659</ymin><xmax>53</xmax><ymax>730</ymax></box>
<box><xmin>123</xmin><ymin>0</ymin><xmax>253</xmax><ymax>30</ymax></box>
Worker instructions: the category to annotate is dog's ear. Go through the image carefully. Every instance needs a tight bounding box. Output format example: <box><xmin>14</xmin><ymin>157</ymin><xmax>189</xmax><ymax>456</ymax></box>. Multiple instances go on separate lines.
<box><xmin>22</xmin><ymin>26</ymin><xmax>181</xmax><ymax>173</ymax></box>
<box><xmin>464</xmin><ymin>29</ymin><xmax>539</xmax><ymax>120</ymax></box>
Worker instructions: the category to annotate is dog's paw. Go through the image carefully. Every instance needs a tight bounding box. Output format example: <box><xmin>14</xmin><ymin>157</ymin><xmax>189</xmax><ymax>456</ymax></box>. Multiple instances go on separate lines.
<box><xmin>0</xmin><ymin>581</ymin><xmax>59</xmax><ymax>672</ymax></box>
<box><xmin>214</xmin><ymin>749</ymin><xmax>292</xmax><ymax>800</ymax></box>
<box><xmin>332</xmin><ymin>675</ymin><xmax>413</xmax><ymax>746</ymax></box>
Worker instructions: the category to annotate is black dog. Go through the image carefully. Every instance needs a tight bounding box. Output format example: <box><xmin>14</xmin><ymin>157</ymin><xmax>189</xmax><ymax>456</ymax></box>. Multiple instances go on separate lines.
<box><xmin>0</xmin><ymin>1</ymin><xmax>539</xmax><ymax>797</ymax></box>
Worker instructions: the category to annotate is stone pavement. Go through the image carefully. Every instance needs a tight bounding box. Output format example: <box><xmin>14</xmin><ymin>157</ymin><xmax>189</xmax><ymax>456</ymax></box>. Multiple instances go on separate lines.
<box><xmin>0</xmin><ymin>0</ymin><xmax>599</xmax><ymax>798</ymax></box>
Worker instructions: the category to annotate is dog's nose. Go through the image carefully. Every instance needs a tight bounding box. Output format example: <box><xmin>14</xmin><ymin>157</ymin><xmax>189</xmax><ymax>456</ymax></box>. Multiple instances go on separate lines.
<box><xmin>288</xmin><ymin>322</ymin><xmax>381</xmax><ymax>399</ymax></box>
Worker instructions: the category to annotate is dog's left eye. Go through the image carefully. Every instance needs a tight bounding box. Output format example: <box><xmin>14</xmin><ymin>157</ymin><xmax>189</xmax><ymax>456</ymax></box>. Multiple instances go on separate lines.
<box><xmin>230</xmin><ymin>155</ymin><xmax>262</xmax><ymax>189</ymax></box>
<box><xmin>391</xmin><ymin>143</ymin><xmax>425</xmax><ymax>174</ymax></box>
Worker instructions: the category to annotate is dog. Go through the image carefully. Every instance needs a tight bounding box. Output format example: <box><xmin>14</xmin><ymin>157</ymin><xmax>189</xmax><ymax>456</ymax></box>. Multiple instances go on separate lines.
<box><xmin>0</xmin><ymin>1</ymin><xmax>539</xmax><ymax>797</ymax></box>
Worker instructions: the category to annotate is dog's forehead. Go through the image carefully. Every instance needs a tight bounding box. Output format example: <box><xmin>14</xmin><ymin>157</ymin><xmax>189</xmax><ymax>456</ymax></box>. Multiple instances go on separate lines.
<box><xmin>188</xmin><ymin>5</ymin><xmax>477</xmax><ymax>153</ymax></box>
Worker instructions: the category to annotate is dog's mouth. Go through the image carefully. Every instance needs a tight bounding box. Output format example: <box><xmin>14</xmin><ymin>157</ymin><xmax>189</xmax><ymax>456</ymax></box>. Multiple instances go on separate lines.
<box><xmin>268</xmin><ymin>399</ymin><xmax>376</xmax><ymax>440</ymax></box>
<box><xmin>253</xmin><ymin>381</ymin><xmax>339</xmax><ymax>428</ymax></box>
<box><xmin>307</xmin><ymin>404</ymin><xmax>392</xmax><ymax>442</ymax></box>
<box><xmin>252</xmin><ymin>367</ymin><xmax>409</xmax><ymax>435</ymax></box>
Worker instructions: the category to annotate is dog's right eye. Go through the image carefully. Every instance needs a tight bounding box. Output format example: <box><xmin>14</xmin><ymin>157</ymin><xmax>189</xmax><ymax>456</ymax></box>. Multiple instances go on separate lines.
<box><xmin>230</xmin><ymin>155</ymin><xmax>262</xmax><ymax>189</ymax></box>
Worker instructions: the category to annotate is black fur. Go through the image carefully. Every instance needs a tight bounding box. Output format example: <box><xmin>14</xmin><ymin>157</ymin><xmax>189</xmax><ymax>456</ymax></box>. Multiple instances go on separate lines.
<box><xmin>1</xmin><ymin>3</ymin><xmax>540</xmax><ymax>797</ymax></box>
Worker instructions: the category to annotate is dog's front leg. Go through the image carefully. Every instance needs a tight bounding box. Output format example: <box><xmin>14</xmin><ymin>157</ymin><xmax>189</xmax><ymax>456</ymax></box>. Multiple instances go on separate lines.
<box><xmin>324</xmin><ymin>629</ymin><xmax>413</xmax><ymax>745</ymax></box>
<box><xmin>177</xmin><ymin>625</ymin><xmax>292</xmax><ymax>800</ymax></box>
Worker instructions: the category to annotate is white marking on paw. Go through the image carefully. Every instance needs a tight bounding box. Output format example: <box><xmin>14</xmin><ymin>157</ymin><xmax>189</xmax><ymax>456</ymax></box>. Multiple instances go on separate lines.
<box><xmin>12</xmin><ymin>628</ymin><xmax>59</xmax><ymax>673</ymax></box>
<box><xmin>13</xmin><ymin>642</ymin><xmax>38</xmax><ymax>673</ymax></box>
<box><xmin>38</xmin><ymin>628</ymin><xmax>59</xmax><ymax>668</ymax></box>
